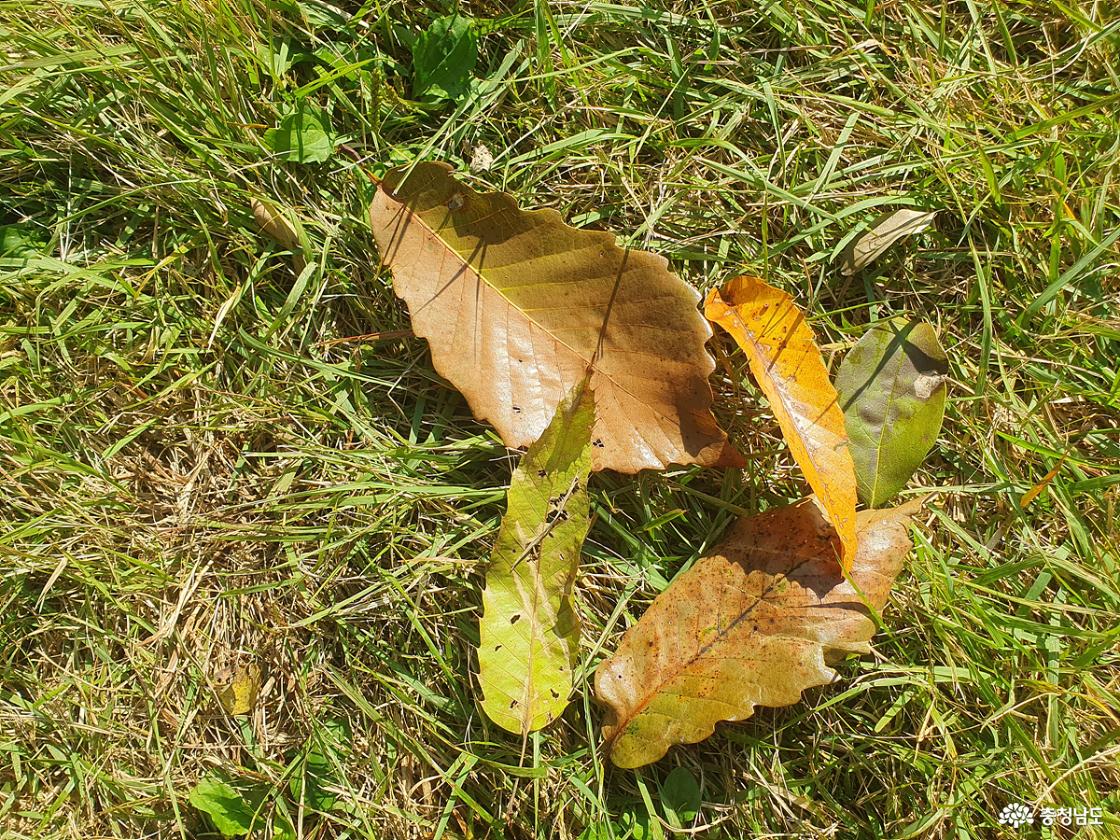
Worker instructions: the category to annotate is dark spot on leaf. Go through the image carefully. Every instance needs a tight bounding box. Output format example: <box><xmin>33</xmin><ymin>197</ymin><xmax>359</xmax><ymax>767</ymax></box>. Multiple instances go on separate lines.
<box><xmin>537</xmin><ymin>469</ymin><xmax>547</xmax><ymax>477</ymax></box>
<box><xmin>510</xmin><ymin>614</ymin><xmax>521</xmax><ymax>624</ymax></box>
<box><xmin>512</xmin><ymin>405</ymin><xmax>521</xmax><ymax>414</ymax></box>
<box><xmin>592</xmin><ymin>438</ymin><xmax>604</xmax><ymax>448</ymax></box>
<box><xmin>550</xmin><ymin>689</ymin><xmax>560</xmax><ymax>699</ymax></box>
<box><xmin>545</xmin><ymin>508</ymin><xmax>570</xmax><ymax>525</ymax></box>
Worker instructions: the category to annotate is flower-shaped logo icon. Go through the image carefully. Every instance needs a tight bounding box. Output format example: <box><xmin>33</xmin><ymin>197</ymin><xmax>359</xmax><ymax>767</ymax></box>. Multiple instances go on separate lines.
<box><xmin>998</xmin><ymin>803</ymin><xmax>1034</xmax><ymax>828</ymax></box>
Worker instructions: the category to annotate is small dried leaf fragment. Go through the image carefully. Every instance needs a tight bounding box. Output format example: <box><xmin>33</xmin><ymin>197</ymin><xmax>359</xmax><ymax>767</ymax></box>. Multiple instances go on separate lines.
<box><xmin>478</xmin><ymin>379</ymin><xmax>594</xmax><ymax>734</ymax></box>
<box><xmin>835</xmin><ymin>319</ymin><xmax>948</xmax><ymax>507</ymax></box>
<box><xmin>251</xmin><ymin>199</ymin><xmax>303</xmax><ymax>252</ymax></box>
<box><xmin>839</xmin><ymin>208</ymin><xmax>937</xmax><ymax>276</ymax></box>
<box><xmin>595</xmin><ymin>499</ymin><xmax>920</xmax><ymax>768</ymax></box>
<box><xmin>470</xmin><ymin>143</ymin><xmax>494</xmax><ymax>172</ymax></box>
<box><xmin>705</xmin><ymin>276</ymin><xmax>857</xmax><ymax>570</ymax></box>
<box><xmin>369</xmin><ymin>161</ymin><xmax>741</xmax><ymax>474</ymax></box>
<box><xmin>1019</xmin><ymin>449</ymin><xmax>1071</xmax><ymax>509</ymax></box>
<box><xmin>251</xmin><ymin>198</ymin><xmax>307</xmax><ymax>274</ymax></box>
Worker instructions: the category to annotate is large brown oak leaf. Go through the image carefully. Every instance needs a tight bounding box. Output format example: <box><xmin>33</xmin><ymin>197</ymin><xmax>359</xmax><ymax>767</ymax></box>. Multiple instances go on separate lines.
<box><xmin>370</xmin><ymin>162</ymin><xmax>742</xmax><ymax>473</ymax></box>
<box><xmin>595</xmin><ymin>498</ymin><xmax>920</xmax><ymax>767</ymax></box>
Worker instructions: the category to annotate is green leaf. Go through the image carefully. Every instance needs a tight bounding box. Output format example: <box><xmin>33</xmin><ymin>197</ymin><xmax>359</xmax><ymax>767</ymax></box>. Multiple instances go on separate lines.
<box><xmin>477</xmin><ymin>378</ymin><xmax>594</xmax><ymax>734</ymax></box>
<box><xmin>187</xmin><ymin>773</ymin><xmax>260</xmax><ymax>837</ymax></box>
<box><xmin>264</xmin><ymin>106</ymin><xmax>334</xmax><ymax>163</ymax></box>
<box><xmin>619</xmin><ymin>809</ymin><xmax>661</xmax><ymax>840</ymax></box>
<box><xmin>578</xmin><ymin>822</ymin><xmax>617</xmax><ymax>840</ymax></box>
<box><xmin>0</xmin><ymin>224</ymin><xmax>41</xmax><ymax>257</ymax></box>
<box><xmin>659</xmin><ymin>767</ymin><xmax>700</xmax><ymax>828</ymax></box>
<box><xmin>271</xmin><ymin>807</ymin><xmax>297</xmax><ymax>840</ymax></box>
<box><xmin>835</xmin><ymin>318</ymin><xmax>948</xmax><ymax>506</ymax></box>
<box><xmin>289</xmin><ymin>718</ymin><xmax>351</xmax><ymax>812</ymax></box>
<box><xmin>254</xmin><ymin>41</ymin><xmax>302</xmax><ymax>78</ymax></box>
<box><xmin>411</xmin><ymin>14</ymin><xmax>478</xmax><ymax>100</ymax></box>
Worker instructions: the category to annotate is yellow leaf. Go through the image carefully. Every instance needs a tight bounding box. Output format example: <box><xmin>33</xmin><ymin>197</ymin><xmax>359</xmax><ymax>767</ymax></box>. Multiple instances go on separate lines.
<box><xmin>217</xmin><ymin>663</ymin><xmax>261</xmax><ymax>716</ymax></box>
<box><xmin>705</xmin><ymin>276</ymin><xmax>858</xmax><ymax>570</ymax></box>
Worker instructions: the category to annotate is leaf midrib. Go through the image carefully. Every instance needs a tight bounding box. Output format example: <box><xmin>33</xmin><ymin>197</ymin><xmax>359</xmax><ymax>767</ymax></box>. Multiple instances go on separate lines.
<box><xmin>609</xmin><ymin>549</ymin><xmax>822</xmax><ymax>743</ymax></box>
<box><xmin>393</xmin><ymin>190</ymin><xmax>704</xmax><ymax>435</ymax></box>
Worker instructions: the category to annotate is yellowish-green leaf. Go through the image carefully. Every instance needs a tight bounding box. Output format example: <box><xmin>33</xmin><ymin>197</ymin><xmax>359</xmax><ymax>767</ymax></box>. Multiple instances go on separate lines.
<box><xmin>478</xmin><ymin>379</ymin><xmax>595</xmax><ymax>734</ymax></box>
<box><xmin>835</xmin><ymin>318</ymin><xmax>948</xmax><ymax>507</ymax></box>
<box><xmin>595</xmin><ymin>499</ymin><xmax>920</xmax><ymax>768</ymax></box>
<box><xmin>705</xmin><ymin>276</ymin><xmax>858</xmax><ymax>570</ymax></box>
<box><xmin>369</xmin><ymin>161</ymin><xmax>741</xmax><ymax>474</ymax></box>
<box><xmin>217</xmin><ymin>663</ymin><xmax>261</xmax><ymax>716</ymax></box>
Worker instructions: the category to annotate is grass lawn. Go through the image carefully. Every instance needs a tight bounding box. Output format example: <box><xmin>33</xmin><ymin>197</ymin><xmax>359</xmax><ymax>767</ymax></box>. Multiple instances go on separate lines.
<box><xmin>2</xmin><ymin>1</ymin><xmax>1118</xmax><ymax>837</ymax></box>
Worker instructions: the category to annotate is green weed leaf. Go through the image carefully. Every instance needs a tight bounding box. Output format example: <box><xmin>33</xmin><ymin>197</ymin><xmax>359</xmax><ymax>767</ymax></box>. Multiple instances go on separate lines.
<box><xmin>835</xmin><ymin>319</ymin><xmax>948</xmax><ymax>506</ymax></box>
<box><xmin>478</xmin><ymin>378</ymin><xmax>594</xmax><ymax>734</ymax></box>
<box><xmin>411</xmin><ymin>14</ymin><xmax>478</xmax><ymax>100</ymax></box>
<box><xmin>290</xmin><ymin>718</ymin><xmax>351</xmax><ymax>812</ymax></box>
<box><xmin>187</xmin><ymin>772</ymin><xmax>260</xmax><ymax>837</ymax></box>
<box><xmin>0</xmin><ymin>224</ymin><xmax>40</xmax><ymax>257</ymax></box>
<box><xmin>659</xmin><ymin>767</ymin><xmax>700</xmax><ymax>828</ymax></box>
<box><xmin>264</xmin><ymin>105</ymin><xmax>334</xmax><ymax>163</ymax></box>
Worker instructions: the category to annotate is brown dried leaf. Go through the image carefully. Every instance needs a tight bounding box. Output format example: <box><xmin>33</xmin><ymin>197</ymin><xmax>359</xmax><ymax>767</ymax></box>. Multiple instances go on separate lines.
<box><xmin>369</xmin><ymin>162</ymin><xmax>742</xmax><ymax>473</ymax></box>
<box><xmin>251</xmin><ymin>199</ymin><xmax>303</xmax><ymax>252</ymax></box>
<box><xmin>839</xmin><ymin>208</ymin><xmax>937</xmax><ymax>276</ymax></box>
<box><xmin>595</xmin><ymin>498</ymin><xmax>920</xmax><ymax>768</ymax></box>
